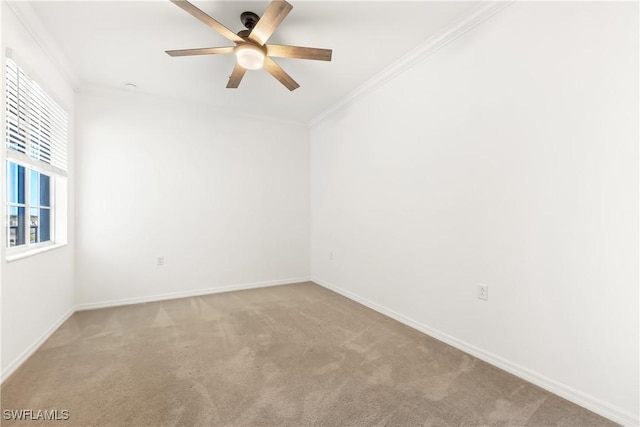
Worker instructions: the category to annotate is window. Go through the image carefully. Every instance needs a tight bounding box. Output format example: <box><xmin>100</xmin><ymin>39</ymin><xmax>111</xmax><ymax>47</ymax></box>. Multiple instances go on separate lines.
<box><xmin>5</xmin><ymin>58</ymin><xmax>68</xmax><ymax>253</ymax></box>
<box><xmin>6</xmin><ymin>162</ymin><xmax>51</xmax><ymax>247</ymax></box>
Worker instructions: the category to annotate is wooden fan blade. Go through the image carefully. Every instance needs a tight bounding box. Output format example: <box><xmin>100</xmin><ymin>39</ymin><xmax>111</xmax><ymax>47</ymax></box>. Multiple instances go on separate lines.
<box><xmin>248</xmin><ymin>0</ymin><xmax>293</xmax><ymax>46</ymax></box>
<box><xmin>263</xmin><ymin>57</ymin><xmax>299</xmax><ymax>91</ymax></box>
<box><xmin>170</xmin><ymin>0</ymin><xmax>243</xmax><ymax>43</ymax></box>
<box><xmin>166</xmin><ymin>47</ymin><xmax>234</xmax><ymax>57</ymax></box>
<box><xmin>266</xmin><ymin>45</ymin><xmax>332</xmax><ymax>61</ymax></box>
<box><xmin>226</xmin><ymin>63</ymin><xmax>247</xmax><ymax>88</ymax></box>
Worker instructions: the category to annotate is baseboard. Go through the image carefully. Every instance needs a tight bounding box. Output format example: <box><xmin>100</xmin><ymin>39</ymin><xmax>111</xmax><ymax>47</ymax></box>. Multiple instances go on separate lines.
<box><xmin>312</xmin><ymin>277</ymin><xmax>639</xmax><ymax>427</ymax></box>
<box><xmin>0</xmin><ymin>307</ymin><xmax>75</xmax><ymax>384</ymax></box>
<box><xmin>74</xmin><ymin>277</ymin><xmax>311</xmax><ymax>311</ymax></box>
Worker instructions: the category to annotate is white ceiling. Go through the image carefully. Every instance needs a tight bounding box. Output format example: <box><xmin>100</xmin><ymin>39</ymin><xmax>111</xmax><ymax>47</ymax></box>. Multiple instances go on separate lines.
<box><xmin>28</xmin><ymin>1</ymin><xmax>482</xmax><ymax>123</ymax></box>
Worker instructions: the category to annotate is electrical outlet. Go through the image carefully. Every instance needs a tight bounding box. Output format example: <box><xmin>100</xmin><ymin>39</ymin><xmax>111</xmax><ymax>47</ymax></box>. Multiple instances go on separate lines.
<box><xmin>157</xmin><ymin>256</ymin><xmax>165</xmax><ymax>266</ymax></box>
<box><xmin>477</xmin><ymin>284</ymin><xmax>488</xmax><ymax>301</ymax></box>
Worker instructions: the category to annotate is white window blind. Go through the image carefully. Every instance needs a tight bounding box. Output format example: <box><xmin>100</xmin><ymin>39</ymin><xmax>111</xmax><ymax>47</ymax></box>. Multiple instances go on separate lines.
<box><xmin>5</xmin><ymin>58</ymin><xmax>68</xmax><ymax>175</ymax></box>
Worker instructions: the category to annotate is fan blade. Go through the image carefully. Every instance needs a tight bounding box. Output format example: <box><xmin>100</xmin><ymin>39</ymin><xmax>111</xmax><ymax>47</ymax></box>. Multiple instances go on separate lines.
<box><xmin>263</xmin><ymin>57</ymin><xmax>299</xmax><ymax>91</ymax></box>
<box><xmin>226</xmin><ymin>63</ymin><xmax>247</xmax><ymax>88</ymax></box>
<box><xmin>266</xmin><ymin>45</ymin><xmax>332</xmax><ymax>61</ymax></box>
<box><xmin>248</xmin><ymin>0</ymin><xmax>293</xmax><ymax>46</ymax></box>
<box><xmin>170</xmin><ymin>0</ymin><xmax>243</xmax><ymax>43</ymax></box>
<box><xmin>166</xmin><ymin>47</ymin><xmax>234</xmax><ymax>57</ymax></box>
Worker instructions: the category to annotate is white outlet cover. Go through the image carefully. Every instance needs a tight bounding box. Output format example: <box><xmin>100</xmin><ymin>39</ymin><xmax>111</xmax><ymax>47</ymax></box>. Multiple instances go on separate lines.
<box><xmin>477</xmin><ymin>284</ymin><xmax>488</xmax><ymax>301</ymax></box>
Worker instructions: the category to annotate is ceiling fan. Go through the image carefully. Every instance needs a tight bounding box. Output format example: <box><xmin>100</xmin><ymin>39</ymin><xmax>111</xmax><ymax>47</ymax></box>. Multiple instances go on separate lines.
<box><xmin>165</xmin><ymin>0</ymin><xmax>332</xmax><ymax>91</ymax></box>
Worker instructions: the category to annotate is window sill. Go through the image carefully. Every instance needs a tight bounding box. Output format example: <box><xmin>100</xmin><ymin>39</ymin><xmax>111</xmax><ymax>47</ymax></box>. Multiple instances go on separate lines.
<box><xmin>6</xmin><ymin>243</ymin><xmax>68</xmax><ymax>262</ymax></box>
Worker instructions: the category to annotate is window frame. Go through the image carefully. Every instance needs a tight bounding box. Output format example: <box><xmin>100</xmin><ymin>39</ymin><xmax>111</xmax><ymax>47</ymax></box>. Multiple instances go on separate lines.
<box><xmin>6</xmin><ymin>159</ymin><xmax>56</xmax><ymax>254</ymax></box>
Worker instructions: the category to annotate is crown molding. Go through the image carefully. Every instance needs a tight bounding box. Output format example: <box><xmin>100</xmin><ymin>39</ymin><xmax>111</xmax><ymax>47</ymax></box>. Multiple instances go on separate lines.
<box><xmin>5</xmin><ymin>1</ymin><xmax>80</xmax><ymax>90</ymax></box>
<box><xmin>77</xmin><ymin>82</ymin><xmax>309</xmax><ymax>128</ymax></box>
<box><xmin>308</xmin><ymin>0</ymin><xmax>514</xmax><ymax>128</ymax></box>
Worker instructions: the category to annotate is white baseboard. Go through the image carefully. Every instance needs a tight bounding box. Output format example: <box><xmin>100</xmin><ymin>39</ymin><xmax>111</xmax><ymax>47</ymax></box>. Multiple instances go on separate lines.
<box><xmin>312</xmin><ymin>277</ymin><xmax>639</xmax><ymax>427</ymax></box>
<box><xmin>1</xmin><ymin>307</ymin><xmax>75</xmax><ymax>384</ymax></box>
<box><xmin>74</xmin><ymin>277</ymin><xmax>311</xmax><ymax>311</ymax></box>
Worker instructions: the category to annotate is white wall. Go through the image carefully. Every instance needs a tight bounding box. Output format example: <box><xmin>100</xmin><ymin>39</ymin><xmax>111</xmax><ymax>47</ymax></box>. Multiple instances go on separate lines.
<box><xmin>75</xmin><ymin>92</ymin><xmax>310</xmax><ymax>306</ymax></box>
<box><xmin>1</xmin><ymin>3</ymin><xmax>76</xmax><ymax>379</ymax></box>
<box><xmin>311</xmin><ymin>1</ymin><xmax>638</xmax><ymax>424</ymax></box>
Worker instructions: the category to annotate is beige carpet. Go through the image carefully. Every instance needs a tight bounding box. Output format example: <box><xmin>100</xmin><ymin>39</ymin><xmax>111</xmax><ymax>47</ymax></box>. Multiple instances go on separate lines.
<box><xmin>1</xmin><ymin>282</ymin><xmax>616</xmax><ymax>426</ymax></box>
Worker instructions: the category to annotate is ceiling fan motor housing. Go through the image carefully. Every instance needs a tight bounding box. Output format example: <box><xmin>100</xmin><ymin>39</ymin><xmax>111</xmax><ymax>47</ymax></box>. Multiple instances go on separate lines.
<box><xmin>240</xmin><ymin>11</ymin><xmax>260</xmax><ymax>30</ymax></box>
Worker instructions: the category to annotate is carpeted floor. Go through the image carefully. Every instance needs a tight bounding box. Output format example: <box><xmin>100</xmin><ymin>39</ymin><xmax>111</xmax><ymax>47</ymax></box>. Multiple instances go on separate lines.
<box><xmin>1</xmin><ymin>282</ymin><xmax>617</xmax><ymax>426</ymax></box>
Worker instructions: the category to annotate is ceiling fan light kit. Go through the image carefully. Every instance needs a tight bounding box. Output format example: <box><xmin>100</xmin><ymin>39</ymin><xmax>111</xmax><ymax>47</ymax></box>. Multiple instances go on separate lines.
<box><xmin>166</xmin><ymin>0</ymin><xmax>332</xmax><ymax>91</ymax></box>
<box><xmin>235</xmin><ymin>44</ymin><xmax>266</xmax><ymax>70</ymax></box>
